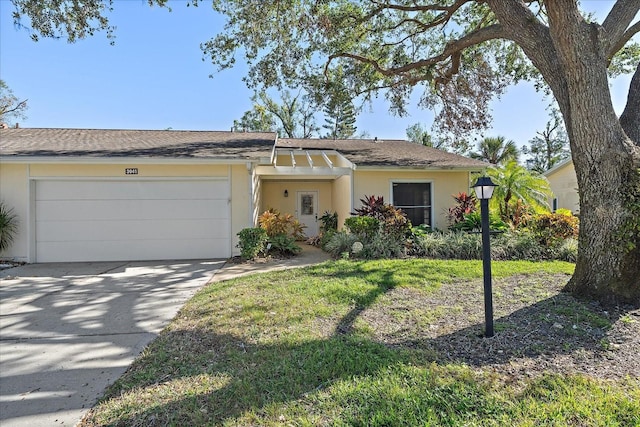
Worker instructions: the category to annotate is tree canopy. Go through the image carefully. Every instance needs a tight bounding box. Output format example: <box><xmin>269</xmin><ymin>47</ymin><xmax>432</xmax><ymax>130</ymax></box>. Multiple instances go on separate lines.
<box><xmin>523</xmin><ymin>109</ymin><xmax>570</xmax><ymax>172</ymax></box>
<box><xmin>485</xmin><ymin>161</ymin><xmax>552</xmax><ymax>223</ymax></box>
<box><xmin>0</xmin><ymin>80</ymin><xmax>28</xmax><ymax>125</ymax></box>
<box><xmin>233</xmin><ymin>90</ymin><xmax>318</xmax><ymax>138</ymax></box>
<box><xmin>469</xmin><ymin>136</ymin><xmax>519</xmax><ymax>165</ymax></box>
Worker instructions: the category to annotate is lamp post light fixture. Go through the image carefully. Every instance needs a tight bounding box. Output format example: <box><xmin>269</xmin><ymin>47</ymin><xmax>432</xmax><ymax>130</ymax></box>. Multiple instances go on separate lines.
<box><xmin>472</xmin><ymin>176</ymin><xmax>498</xmax><ymax>338</ymax></box>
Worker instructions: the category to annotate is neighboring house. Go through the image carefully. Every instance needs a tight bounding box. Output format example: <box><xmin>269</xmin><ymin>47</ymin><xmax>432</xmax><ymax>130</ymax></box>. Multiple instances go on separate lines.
<box><xmin>0</xmin><ymin>128</ymin><xmax>487</xmax><ymax>263</ymax></box>
<box><xmin>543</xmin><ymin>158</ymin><xmax>579</xmax><ymax>214</ymax></box>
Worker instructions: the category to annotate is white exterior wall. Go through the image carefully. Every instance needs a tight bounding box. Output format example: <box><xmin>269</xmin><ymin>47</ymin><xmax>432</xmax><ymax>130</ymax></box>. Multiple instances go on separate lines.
<box><xmin>0</xmin><ymin>161</ymin><xmax>255</xmax><ymax>262</ymax></box>
<box><xmin>545</xmin><ymin>161</ymin><xmax>580</xmax><ymax>214</ymax></box>
<box><xmin>0</xmin><ymin>163</ymin><xmax>30</xmax><ymax>261</ymax></box>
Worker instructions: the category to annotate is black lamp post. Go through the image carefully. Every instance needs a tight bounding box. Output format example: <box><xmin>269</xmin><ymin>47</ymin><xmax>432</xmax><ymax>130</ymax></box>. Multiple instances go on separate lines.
<box><xmin>472</xmin><ymin>176</ymin><xmax>498</xmax><ymax>338</ymax></box>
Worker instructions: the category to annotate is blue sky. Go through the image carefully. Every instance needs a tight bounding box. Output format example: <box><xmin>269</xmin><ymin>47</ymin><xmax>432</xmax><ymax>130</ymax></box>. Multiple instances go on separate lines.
<box><xmin>0</xmin><ymin>1</ymin><xmax>636</xmax><ymax>148</ymax></box>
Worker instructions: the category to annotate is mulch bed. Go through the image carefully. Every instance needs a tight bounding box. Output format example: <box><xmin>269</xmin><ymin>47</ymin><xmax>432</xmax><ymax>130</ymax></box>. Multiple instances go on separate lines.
<box><xmin>358</xmin><ymin>273</ymin><xmax>639</xmax><ymax>380</ymax></box>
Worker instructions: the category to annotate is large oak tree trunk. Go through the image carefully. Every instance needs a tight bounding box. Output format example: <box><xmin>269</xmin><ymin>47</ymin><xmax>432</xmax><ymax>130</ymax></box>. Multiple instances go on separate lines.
<box><xmin>491</xmin><ymin>2</ymin><xmax>640</xmax><ymax>306</ymax></box>
<box><xmin>562</xmin><ymin>99</ymin><xmax>640</xmax><ymax>305</ymax></box>
<box><xmin>543</xmin><ymin>12</ymin><xmax>640</xmax><ymax>306</ymax></box>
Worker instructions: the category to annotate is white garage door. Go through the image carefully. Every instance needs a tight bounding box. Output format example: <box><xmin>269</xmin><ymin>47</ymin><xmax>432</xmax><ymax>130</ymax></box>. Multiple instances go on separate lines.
<box><xmin>35</xmin><ymin>179</ymin><xmax>230</xmax><ymax>262</ymax></box>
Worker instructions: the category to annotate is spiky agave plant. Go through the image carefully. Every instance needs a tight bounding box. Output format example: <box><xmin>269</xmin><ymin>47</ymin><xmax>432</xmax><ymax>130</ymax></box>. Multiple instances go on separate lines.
<box><xmin>0</xmin><ymin>202</ymin><xmax>18</xmax><ymax>253</ymax></box>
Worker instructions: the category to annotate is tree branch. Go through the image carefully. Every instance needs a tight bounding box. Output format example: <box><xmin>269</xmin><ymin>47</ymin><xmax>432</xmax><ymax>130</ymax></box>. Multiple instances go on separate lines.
<box><xmin>620</xmin><ymin>62</ymin><xmax>640</xmax><ymax>145</ymax></box>
<box><xmin>607</xmin><ymin>20</ymin><xmax>640</xmax><ymax>63</ymax></box>
<box><xmin>602</xmin><ymin>0</ymin><xmax>640</xmax><ymax>57</ymax></box>
<box><xmin>365</xmin><ymin>0</ymin><xmax>470</xmax><ymax>17</ymax></box>
<box><xmin>0</xmin><ymin>99</ymin><xmax>27</xmax><ymax>116</ymax></box>
<box><xmin>325</xmin><ymin>24</ymin><xmax>506</xmax><ymax>79</ymax></box>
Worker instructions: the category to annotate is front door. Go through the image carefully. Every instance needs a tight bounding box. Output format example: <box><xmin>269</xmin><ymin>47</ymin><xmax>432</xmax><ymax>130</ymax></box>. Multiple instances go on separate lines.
<box><xmin>297</xmin><ymin>191</ymin><xmax>319</xmax><ymax>236</ymax></box>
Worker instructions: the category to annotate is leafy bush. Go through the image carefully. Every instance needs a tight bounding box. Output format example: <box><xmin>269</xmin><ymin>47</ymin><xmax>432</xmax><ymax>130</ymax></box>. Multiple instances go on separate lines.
<box><xmin>319</xmin><ymin>229</ymin><xmax>336</xmax><ymax>248</ymax></box>
<box><xmin>359</xmin><ymin>231</ymin><xmax>407</xmax><ymax>259</ymax></box>
<box><xmin>353</xmin><ymin>195</ymin><xmax>386</xmax><ymax>218</ymax></box>
<box><xmin>410</xmin><ymin>230</ymin><xmax>574</xmax><ymax>261</ymax></box>
<box><xmin>529</xmin><ymin>212</ymin><xmax>579</xmax><ymax>246</ymax></box>
<box><xmin>380</xmin><ymin>204</ymin><xmax>412</xmax><ymax>237</ymax></box>
<box><xmin>446</xmin><ymin>192</ymin><xmax>477</xmax><ymax>226</ymax></box>
<box><xmin>324</xmin><ymin>231</ymin><xmax>358</xmax><ymax>258</ymax></box>
<box><xmin>412</xmin><ymin>231</ymin><xmax>482</xmax><ymax>259</ymax></box>
<box><xmin>0</xmin><ymin>202</ymin><xmax>18</xmax><ymax>253</ymax></box>
<box><xmin>258</xmin><ymin>208</ymin><xmax>306</xmax><ymax>239</ymax></box>
<box><xmin>353</xmin><ymin>195</ymin><xmax>411</xmax><ymax>237</ymax></box>
<box><xmin>319</xmin><ymin>211</ymin><xmax>338</xmax><ymax>233</ymax></box>
<box><xmin>555</xmin><ymin>208</ymin><xmax>573</xmax><ymax>216</ymax></box>
<box><xmin>410</xmin><ymin>224</ymin><xmax>432</xmax><ymax>239</ymax></box>
<box><xmin>492</xmin><ymin>231</ymin><xmax>548</xmax><ymax>260</ymax></box>
<box><xmin>553</xmin><ymin>237</ymin><xmax>578</xmax><ymax>262</ymax></box>
<box><xmin>450</xmin><ymin>211</ymin><xmax>508</xmax><ymax>233</ymax></box>
<box><xmin>237</xmin><ymin>227</ymin><xmax>269</xmax><ymax>260</ymax></box>
<box><xmin>344</xmin><ymin>216</ymin><xmax>380</xmax><ymax>237</ymax></box>
<box><xmin>269</xmin><ymin>233</ymin><xmax>302</xmax><ymax>256</ymax></box>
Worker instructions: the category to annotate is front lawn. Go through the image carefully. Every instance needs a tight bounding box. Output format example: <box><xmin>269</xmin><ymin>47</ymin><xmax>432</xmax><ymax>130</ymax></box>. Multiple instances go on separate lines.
<box><xmin>80</xmin><ymin>259</ymin><xmax>639</xmax><ymax>426</ymax></box>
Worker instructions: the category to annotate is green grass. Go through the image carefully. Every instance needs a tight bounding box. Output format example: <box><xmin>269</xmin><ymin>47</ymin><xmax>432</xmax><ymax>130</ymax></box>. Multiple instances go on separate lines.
<box><xmin>79</xmin><ymin>259</ymin><xmax>639</xmax><ymax>427</ymax></box>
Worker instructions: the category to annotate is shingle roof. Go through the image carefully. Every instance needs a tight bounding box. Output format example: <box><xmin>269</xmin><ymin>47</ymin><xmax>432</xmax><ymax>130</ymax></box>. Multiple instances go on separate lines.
<box><xmin>0</xmin><ymin>128</ymin><xmax>276</xmax><ymax>160</ymax></box>
<box><xmin>0</xmin><ymin>128</ymin><xmax>487</xmax><ymax>169</ymax></box>
<box><xmin>277</xmin><ymin>138</ymin><xmax>488</xmax><ymax>169</ymax></box>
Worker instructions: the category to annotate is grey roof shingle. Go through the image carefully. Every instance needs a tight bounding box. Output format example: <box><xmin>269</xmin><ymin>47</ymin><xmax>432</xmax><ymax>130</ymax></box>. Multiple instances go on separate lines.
<box><xmin>278</xmin><ymin>138</ymin><xmax>488</xmax><ymax>169</ymax></box>
<box><xmin>0</xmin><ymin>128</ymin><xmax>487</xmax><ymax>169</ymax></box>
<box><xmin>0</xmin><ymin>128</ymin><xmax>276</xmax><ymax>160</ymax></box>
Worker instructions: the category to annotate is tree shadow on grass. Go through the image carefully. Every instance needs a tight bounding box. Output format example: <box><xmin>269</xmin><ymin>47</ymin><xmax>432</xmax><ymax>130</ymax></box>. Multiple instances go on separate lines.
<box><xmin>81</xmin><ymin>267</ymin><xmax>640</xmax><ymax>426</ymax></box>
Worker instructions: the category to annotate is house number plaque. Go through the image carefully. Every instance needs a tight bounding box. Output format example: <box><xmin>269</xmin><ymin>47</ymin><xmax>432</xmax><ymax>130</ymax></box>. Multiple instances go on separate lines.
<box><xmin>125</xmin><ymin>168</ymin><xmax>139</xmax><ymax>175</ymax></box>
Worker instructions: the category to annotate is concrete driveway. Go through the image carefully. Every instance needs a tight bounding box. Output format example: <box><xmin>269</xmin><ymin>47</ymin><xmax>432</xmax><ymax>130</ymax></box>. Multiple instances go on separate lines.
<box><xmin>0</xmin><ymin>259</ymin><xmax>225</xmax><ymax>427</ymax></box>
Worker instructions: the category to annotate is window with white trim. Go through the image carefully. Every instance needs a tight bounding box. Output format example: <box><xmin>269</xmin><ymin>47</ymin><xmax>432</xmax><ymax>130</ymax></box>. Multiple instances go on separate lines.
<box><xmin>392</xmin><ymin>182</ymin><xmax>432</xmax><ymax>227</ymax></box>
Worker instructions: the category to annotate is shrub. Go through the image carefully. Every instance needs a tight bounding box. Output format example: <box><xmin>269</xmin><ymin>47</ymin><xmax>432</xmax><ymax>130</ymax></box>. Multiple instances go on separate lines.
<box><xmin>359</xmin><ymin>231</ymin><xmax>406</xmax><ymax>259</ymax></box>
<box><xmin>319</xmin><ymin>229</ymin><xmax>336</xmax><ymax>248</ymax></box>
<box><xmin>493</xmin><ymin>231</ymin><xmax>548</xmax><ymax>260</ymax></box>
<box><xmin>529</xmin><ymin>212</ymin><xmax>579</xmax><ymax>246</ymax></box>
<box><xmin>319</xmin><ymin>211</ymin><xmax>338</xmax><ymax>233</ymax></box>
<box><xmin>352</xmin><ymin>195</ymin><xmax>411</xmax><ymax>237</ymax></box>
<box><xmin>269</xmin><ymin>233</ymin><xmax>302</xmax><ymax>256</ymax></box>
<box><xmin>380</xmin><ymin>204</ymin><xmax>412</xmax><ymax>237</ymax></box>
<box><xmin>237</xmin><ymin>227</ymin><xmax>268</xmax><ymax>260</ymax></box>
<box><xmin>0</xmin><ymin>202</ymin><xmax>18</xmax><ymax>253</ymax></box>
<box><xmin>553</xmin><ymin>237</ymin><xmax>578</xmax><ymax>262</ymax></box>
<box><xmin>412</xmin><ymin>231</ymin><xmax>482</xmax><ymax>259</ymax></box>
<box><xmin>258</xmin><ymin>208</ymin><xmax>306</xmax><ymax>239</ymax></box>
<box><xmin>324</xmin><ymin>231</ymin><xmax>358</xmax><ymax>258</ymax></box>
<box><xmin>446</xmin><ymin>192</ymin><xmax>477</xmax><ymax>226</ymax></box>
<box><xmin>353</xmin><ymin>195</ymin><xmax>386</xmax><ymax>218</ymax></box>
<box><xmin>450</xmin><ymin>211</ymin><xmax>508</xmax><ymax>233</ymax></box>
<box><xmin>411</xmin><ymin>224</ymin><xmax>432</xmax><ymax>237</ymax></box>
<box><xmin>410</xmin><ymin>230</ymin><xmax>574</xmax><ymax>261</ymax></box>
<box><xmin>555</xmin><ymin>208</ymin><xmax>573</xmax><ymax>216</ymax></box>
<box><xmin>344</xmin><ymin>216</ymin><xmax>380</xmax><ymax>237</ymax></box>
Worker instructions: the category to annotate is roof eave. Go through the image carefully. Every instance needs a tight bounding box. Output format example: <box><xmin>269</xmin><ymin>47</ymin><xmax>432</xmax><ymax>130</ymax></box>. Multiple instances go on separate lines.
<box><xmin>354</xmin><ymin>165</ymin><xmax>486</xmax><ymax>171</ymax></box>
<box><xmin>0</xmin><ymin>156</ymin><xmax>264</xmax><ymax>164</ymax></box>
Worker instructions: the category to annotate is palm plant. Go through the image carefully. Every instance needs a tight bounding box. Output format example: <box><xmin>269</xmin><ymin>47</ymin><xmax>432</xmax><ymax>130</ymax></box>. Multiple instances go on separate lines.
<box><xmin>469</xmin><ymin>136</ymin><xmax>519</xmax><ymax>165</ymax></box>
<box><xmin>484</xmin><ymin>161</ymin><xmax>552</xmax><ymax>223</ymax></box>
<box><xmin>0</xmin><ymin>201</ymin><xmax>19</xmax><ymax>253</ymax></box>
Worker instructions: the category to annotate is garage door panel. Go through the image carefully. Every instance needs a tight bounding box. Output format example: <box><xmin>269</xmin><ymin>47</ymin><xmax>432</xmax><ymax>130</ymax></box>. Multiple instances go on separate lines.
<box><xmin>36</xmin><ymin>180</ymin><xmax>229</xmax><ymax>200</ymax></box>
<box><xmin>37</xmin><ymin>218</ymin><xmax>229</xmax><ymax>242</ymax></box>
<box><xmin>36</xmin><ymin>199</ymin><xmax>230</xmax><ymax>221</ymax></box>
<box><xmin>37</xmin><ymin>238</ymin><xmax>229</xmax><ymax>263</ymax></box>
<box><xmin>35</xmin><ymin>179</ymin><xmax>231</xmax><ymax>262</ymax></box>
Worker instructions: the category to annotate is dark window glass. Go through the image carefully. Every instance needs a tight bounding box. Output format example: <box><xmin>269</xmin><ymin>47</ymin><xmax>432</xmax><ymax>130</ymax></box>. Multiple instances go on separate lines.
<box><xmin>393</xmin><ymin>183</ymin><xmax>431</xmax><ymax>226</ymax></box>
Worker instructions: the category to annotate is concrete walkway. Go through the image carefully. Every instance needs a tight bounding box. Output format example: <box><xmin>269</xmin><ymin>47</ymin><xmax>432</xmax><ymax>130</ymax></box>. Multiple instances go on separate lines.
<box><xmin>211</xmin><ymin>244</ymin><xmax>332</xmax><ymax>282</ymax></box>
<box><xmin>0</xmin><ymin>245</ymin><xmax>331</xmax><ymax>427</ymax></box>
<box><xmin>0</xmin><ymin>259</ymin><xmax>225</xmax><ymax>427</ymax></box>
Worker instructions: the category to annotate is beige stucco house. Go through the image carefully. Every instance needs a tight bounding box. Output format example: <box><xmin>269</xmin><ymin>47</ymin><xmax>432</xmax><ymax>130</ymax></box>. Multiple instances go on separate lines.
<box><xmin>0</xmin><ymin>128</ymin><xmax>487</xmax><ymax>263</ymax></box>
<box><xmin>543</xmin><ymin>158</ymin><xmax>579</xmax><ymax>214</ymax></box>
